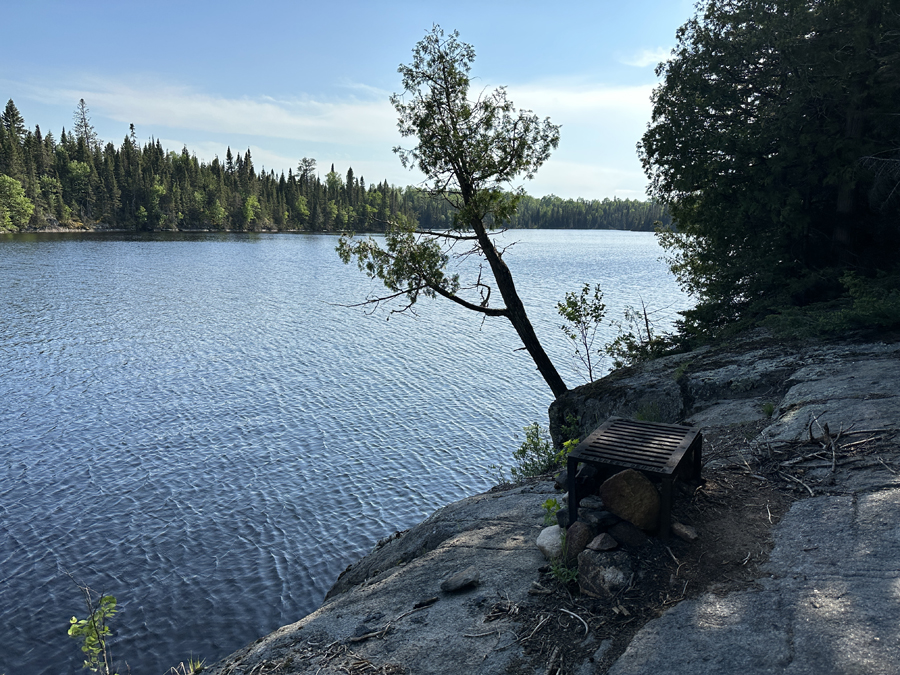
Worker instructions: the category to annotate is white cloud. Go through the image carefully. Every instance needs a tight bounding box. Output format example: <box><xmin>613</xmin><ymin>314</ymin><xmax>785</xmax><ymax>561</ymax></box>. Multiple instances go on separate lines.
<box><xmin>18</xmin><ymin>76</ymin><xmax>398</xmax><ymax>148</ymax></box>
<box><xmin>619</xmin><ymin>47</ymin><xmax>672</xmax><ymax>68</ymax></box>
<box><xmin>506</xmin><ymin>81</ymin><xmax>654</xmax><ymax>122</ymax></box>
<box><xmin>528</xmin><ymin>159</ymin><xmax>648</xmax><ymax>201</ymax></box>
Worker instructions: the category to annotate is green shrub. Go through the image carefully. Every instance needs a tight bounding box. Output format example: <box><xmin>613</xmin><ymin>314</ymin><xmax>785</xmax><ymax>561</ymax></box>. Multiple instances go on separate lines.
<box><xmin>511</xmin><ymin>423</ymin><xmax>559</xmax><ymax>481</ymax></box>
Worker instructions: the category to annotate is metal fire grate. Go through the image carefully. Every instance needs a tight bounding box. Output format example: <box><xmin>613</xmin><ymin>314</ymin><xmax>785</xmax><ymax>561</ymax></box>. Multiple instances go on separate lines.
<box><xmin>567</xmin><ymin>417</ymin><xmax>702</xmax><ymax>539</ymax></box>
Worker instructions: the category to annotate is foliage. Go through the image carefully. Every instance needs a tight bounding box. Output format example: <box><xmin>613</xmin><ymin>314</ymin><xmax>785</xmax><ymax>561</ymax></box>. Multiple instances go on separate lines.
<box><xmin>641</xmin><ymin>0</ymin><xmax>900</xmax><ymax>337</ymax></box>
<box><xmin>0</xmin><ymin>174</ymin><xmax>33</xmax><ymax>231</ymax></box>
<box><xmin>542</xmin><ymin>497</ymin><xmax>561</xmax><ymax>526</ymax></box>
<box><xmin>604</xmin><ymin>298</ymin><xmax>675</xmax><ymax>368</ymax></box>
<box><xmin>550</xmin><ymin>531</ymin><xmax>579</xmax><ymax>584</ymax></box>
<box><xmin>338</xmin><ymin>26</ymin><xmax>568</xmax><ymax>397</ymax></box>
<box><xmin>510</xmin><ymin>423</ymin><xmax>567</xmax><ymax>481</ymax></box>
<box><xmin>557</xmin><ymin>283</ymin><xmax>606</xmax><ymax>382</ymax></box>
<box><xmin>511</xmin><ymin>423</ymin><xmax>555</xmax><ymax>480</ymax></box>
<box><xmin>168</xmin><ymin>655</ymin><xmax>205</xmax><ymax>674</ymax></box>
<box><xmin>67</xmin><ymin>586</ymin><xmax>119</xmax><ymax>674</ymax></box>
<box><xmin>762</xmin><ymin>402</ymin><xmax>776</xmax><ymax>418</ymax></box>
<box><xmin>760</xmin><ymin>270</ymin><xmax>900</xmax><ymax>336</ymax></box>
<box><xmin>549</xmin><ymin>558</ymin><xmax>579</xmax><ymax>585</ymax></box>
<box><xmin>0</xmin><ymin>96</ymin><xmax>671</xmax><ymax>235</ymax></box>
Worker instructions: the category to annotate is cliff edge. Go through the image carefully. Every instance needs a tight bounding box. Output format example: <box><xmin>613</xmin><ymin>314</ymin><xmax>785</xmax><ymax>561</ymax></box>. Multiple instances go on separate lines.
<box><xmin>206</xmin><ymin>332</ymin><xmax>900</xmax><ymax>674</ymax></box>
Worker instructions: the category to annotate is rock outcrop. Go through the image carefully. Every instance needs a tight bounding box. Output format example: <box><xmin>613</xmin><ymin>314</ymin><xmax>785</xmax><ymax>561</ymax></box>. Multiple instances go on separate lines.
<box><xmin>549</xmin><ymin>330</ymin><xmax>900</xmax><ymax>453</ymax></box>
<box><xmin>205</xmin><ymin>331</ymin><xmax>900</xmax><ymax>675</ymax></box>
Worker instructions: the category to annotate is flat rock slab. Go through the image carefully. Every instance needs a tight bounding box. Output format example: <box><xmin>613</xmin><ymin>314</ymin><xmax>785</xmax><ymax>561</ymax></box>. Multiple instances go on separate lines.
<box><xmin>763</xmin><ymin>357</ymin><xmax>900</xmax><ymax>444</ymax></box>
<box><xmin>205</xmin><ymin>482</ymin><xmax>554</xmax><ymax>675</ymax></box>
<box><xmin>608</xmin><ymin>488</ymin><xmax>900</xmax><ymax>675</ymax></box>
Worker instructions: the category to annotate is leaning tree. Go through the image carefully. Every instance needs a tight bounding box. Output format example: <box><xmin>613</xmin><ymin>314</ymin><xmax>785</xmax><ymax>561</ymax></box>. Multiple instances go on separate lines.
<box><xmin>338</xmin><ymin>26</ymin><xmax>568</xmax><ymax>398</ymax></box>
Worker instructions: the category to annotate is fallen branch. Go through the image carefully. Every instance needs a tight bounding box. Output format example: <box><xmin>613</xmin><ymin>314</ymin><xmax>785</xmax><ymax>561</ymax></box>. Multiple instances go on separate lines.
<box><xmin>464</xmin><ymin>630</ymin><xmax>501</xmax><ymax>638</ymax></box>
<box><xmin>778</xmin><ymin>471</ymin><xmax>815</xmax><ymax>496</ymax></box>
<box><xmin>518</xmin><ymin>614</ymin><xmax>550</xmax><ymax>643</ymax></box>
<box><xmin>878</xmin><ymin>458</ymin><xmax>898</xmax><ymax>475</ymax></box>
<box><xmin>348</xmin><ymin>623</ymin><xmax>392</xmax><ymax>643</ymax></box>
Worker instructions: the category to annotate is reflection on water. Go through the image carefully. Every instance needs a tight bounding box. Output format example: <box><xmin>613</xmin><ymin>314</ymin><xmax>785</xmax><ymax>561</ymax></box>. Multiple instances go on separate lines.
<box><xmin>0</xmin><ymin>230</ymin><xmax>689</xmax><ymax>674</ymax></box>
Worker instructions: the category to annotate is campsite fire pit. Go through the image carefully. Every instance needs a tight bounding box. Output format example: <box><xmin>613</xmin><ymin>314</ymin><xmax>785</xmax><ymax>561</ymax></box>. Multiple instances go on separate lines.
<box><xmin>567</xmin><ymin>417</ymin><xmax>703</xmax><ymax>539</ymax></box>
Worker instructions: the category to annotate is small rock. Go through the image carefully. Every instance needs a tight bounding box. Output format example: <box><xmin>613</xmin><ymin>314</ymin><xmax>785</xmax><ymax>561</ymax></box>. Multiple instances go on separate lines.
<box><xmin>362</xmin><ymin>611</ymin><xmax>385</xmax><ymax>623</ymax></box>
<box><xmin>580</xmin><ymin>509</ymin><xmax>620</xmax><ymax>532</ymax></box>
<box><xmin>537</xmin><ymin>525</ymin><xmax>563</xmax><ymax>560</ymax></box>
<box><xmin>672</xmin><ymin>521</ymin><xmax>699</xmax><ymax>542</ymax></box>
<box><xmin>554</xmin><ymin>468</ymin><xmax>568</xmax><ymax>490</ymax></box>
<box><xmin>556</xmin><ymin>506</ymin><xmax>570</xmax><ymax>528</ymax></box>
<box><xmin>440</xmin><ymin>565</ymin><xmax>479</xmax><ymax>592</ymax></box>
<box><xmin>608</xmin><ymin>521</ymin><xmax>650</xmax><ymax>548</ymax></box>
<box><xmin>579</xmin><ymin>495</ymin><xmax>605</xmax><ymax>510</ymax></box>
<box><xmin>586</xmin><ymin>533</ymin><xmax>618</xmax><ymax>551</ymax></box>
<box><xmin>598</xmin><ymin>469</ymin><xmax>661</xmax><ymax>530</ymax></box>
<box><xmin>578</xmin><ymin>549</ymin><xmax>633</xmax><ymax>598</ymax></box>
<box><xmin>563</xmin><ymin>521</ymin><xmax>593</xmax><ymax>565</ymax></box>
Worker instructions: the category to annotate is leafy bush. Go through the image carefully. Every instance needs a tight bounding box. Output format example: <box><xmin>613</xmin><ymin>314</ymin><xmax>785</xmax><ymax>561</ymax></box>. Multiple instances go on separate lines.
<box><xmin>510</xmin><ymin>423</ymin><xmax>561</xmax><ymax>481</ymax></box>
<box><xmin>68</xmin><ymin>589</ymin><xmax>118</xmax><ymax>674</ymax></box>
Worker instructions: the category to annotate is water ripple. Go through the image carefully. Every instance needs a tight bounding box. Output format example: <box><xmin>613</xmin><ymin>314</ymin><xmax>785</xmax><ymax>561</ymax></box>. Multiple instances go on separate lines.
<box><xmin>0</xmin><ymin>230</ymin><xmax>690</xmax><ymax>674</ymax></box>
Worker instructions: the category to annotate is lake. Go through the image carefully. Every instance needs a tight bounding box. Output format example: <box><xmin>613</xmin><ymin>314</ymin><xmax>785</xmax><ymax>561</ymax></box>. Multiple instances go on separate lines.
<box><xmin>0</xmin><ymin>229</ymin><xmax>690</xmax><ymax>674</ymax></box>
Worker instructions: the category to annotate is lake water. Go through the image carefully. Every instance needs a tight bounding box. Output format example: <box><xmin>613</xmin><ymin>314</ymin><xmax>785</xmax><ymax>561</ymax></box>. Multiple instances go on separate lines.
<box><xmin>0</xmin><ymin>230</ymin><xmax>690</xmax><ymax>674</ymax></box>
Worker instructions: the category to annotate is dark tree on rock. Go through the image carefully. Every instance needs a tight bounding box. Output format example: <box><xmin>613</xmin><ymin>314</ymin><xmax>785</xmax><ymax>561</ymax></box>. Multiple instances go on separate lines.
<box><xmin>337</xmin><ymin>26</ymin><xmax>568</xmax><ymax>398</ymax></box>
<box><xmin>640</xmin><ymin>0</ymin><xmax>900</xmax><ymax>334</ymax></box>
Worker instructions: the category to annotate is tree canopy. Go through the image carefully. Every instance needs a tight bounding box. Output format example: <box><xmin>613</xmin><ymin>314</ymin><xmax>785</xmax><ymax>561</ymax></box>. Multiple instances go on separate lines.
<box><xmin>0</xmin><ymin>97</ymin><xmax>666</xmax><ymax>235</ymax></box>
<box><xmin>641</xmin><ymin>0</ymin><xmax>900</xmax><ymax>335</ymax></box>
<box><xmin>338</xmin><ymin>26</ymin><xmax>569</xmax><ymax>397</ymax></box>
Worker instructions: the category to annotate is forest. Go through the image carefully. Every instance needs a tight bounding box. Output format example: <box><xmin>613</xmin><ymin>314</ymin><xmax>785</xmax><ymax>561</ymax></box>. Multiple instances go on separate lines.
<box><xmin>0</xmin><ymin>99</ymin><xmax>669</xmax><ymax>234</ymax></box>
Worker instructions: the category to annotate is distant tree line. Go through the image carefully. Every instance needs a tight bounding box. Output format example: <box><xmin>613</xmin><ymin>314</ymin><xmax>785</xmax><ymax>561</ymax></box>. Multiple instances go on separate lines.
<box><xmin>0</xmin><ymin>97</ymin><xmax>668</xmax><ymax>233</ymax></box>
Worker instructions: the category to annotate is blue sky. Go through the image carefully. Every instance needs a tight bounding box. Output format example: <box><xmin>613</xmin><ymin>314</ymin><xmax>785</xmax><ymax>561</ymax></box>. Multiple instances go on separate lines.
<box><xmin>1</xmin><ymin>0</ymin><xmax>696</xmax><ymax>200</ymax></box>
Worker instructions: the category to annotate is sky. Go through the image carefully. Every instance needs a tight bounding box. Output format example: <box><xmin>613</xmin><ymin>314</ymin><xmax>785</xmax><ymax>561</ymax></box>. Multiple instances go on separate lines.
<box><xmin>1</xmin><ymin>0</ymin><xmax>697</xmax><ymax>201</ymax></box>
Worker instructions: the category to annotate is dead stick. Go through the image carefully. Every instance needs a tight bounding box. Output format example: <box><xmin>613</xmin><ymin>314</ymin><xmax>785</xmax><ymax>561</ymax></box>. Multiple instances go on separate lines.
<box><xmin>778</xmin><ymin>471</ymin><xmax>815</xmax><ymax>496</ymax></box>
<box><xmin>464</xmin><ymin>630</ymin><xmax>501</xmax><ymax>638</ymax></box>
<box><xmin>878</xmin><ymin>458</ymin><xmax>898</xmax><ymax>475</ymax></box>
<box><xmin>560</xmin><ymin>608</ymin><xmax>589</xmax><ymax>636</ymax></box>
<box><xmin>348</xmin><ymin>623</ymin><xmax>391</xmax><ymax>643</ymax></box>
<box><xmin>519</xmin><ymin>615</ymin><xmax>550</xmax><ymax>643</ymax></box>
<box><xmin>665</xmin><ymin>546</ymin><xmax>680</xmax><ymax>565</ymax></box>
<box><xmin>543</xmin><ymin>646</ymin><xmax>560</xmax><ymax>675</ymax></box>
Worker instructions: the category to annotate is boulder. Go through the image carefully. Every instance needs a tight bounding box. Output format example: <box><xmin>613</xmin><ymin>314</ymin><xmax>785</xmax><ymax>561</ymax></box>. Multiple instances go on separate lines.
<box><xmin>608</xmin><ymin>521</ymin><xmax>651</xmax><ymax>549</ymax></box>
<box><xmin>537</xmin><ymin>525</ymin><xmax>563</xmax><ymax>560</ymax></box>
<box><xmin>578</xmin><ymin>550</ymin><xmax>634</xmax><ymax>598</ymax></box>
<box><xmin>563</xmin><ymin>521</ymin><xmax>594</xmax><ymax>565</ymax></box>
<box><xmin>599</xmin><ymin>469</ymin><xmax>660</xmax><ymax>531</ymax></box>
<box><xmin>581</xmin><ymin>509</ymin><xmax>620</xmax><ymax>532</ymax></box>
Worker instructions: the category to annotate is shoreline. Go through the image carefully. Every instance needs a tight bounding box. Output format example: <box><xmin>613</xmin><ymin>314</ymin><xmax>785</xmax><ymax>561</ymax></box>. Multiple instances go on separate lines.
<box><xmin>203</xmin><ymin>330</ymin><xmax>900</xmax><ymax>674</ymax></box>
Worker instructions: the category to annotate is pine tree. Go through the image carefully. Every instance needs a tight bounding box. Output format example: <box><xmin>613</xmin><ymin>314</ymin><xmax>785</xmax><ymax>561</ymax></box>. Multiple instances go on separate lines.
<box><xmin>2</xmin><ymin>99</ymin><xmax>26</xmax><ymax>137</ymax></box>
<box><xmin>72</xmin><ymin>99</ymin><xmax>99</xmax><ymax>150</ymax></box>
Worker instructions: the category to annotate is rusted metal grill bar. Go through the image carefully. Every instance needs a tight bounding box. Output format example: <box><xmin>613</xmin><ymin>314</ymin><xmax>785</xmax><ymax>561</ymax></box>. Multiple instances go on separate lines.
<box><xmin>567</xmin><ymin>417</ymin><xmax>702</xmax><ymax>539</ymax></box>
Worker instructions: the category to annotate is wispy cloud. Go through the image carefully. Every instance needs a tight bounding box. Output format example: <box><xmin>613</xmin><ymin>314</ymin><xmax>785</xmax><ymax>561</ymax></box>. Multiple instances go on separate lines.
<box><xmin>529</xmin><ymin>159</ymin><xmax>648</xmax><ymax>201</ymax></box>
<box><xmin>506</xmin><ymin>81</ymin><xmax>654</xmax><ymax>120</ymax></box>
<box><xmin>16</xmin><ymin>76</ymin><xmax>398</xmax><ymax>147</ymax></box>
<box><xmin>618</xmin><ymin>47</ymin><xmax>671</xmax><ymax>68</ymax></box>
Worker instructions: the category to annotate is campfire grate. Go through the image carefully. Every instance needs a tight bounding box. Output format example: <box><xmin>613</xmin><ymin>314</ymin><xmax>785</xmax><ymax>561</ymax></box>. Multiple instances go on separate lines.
<box><xmin>567</xmin><ymin>417</ymin><xmax>702</xmax><ymax>539</ymax></box>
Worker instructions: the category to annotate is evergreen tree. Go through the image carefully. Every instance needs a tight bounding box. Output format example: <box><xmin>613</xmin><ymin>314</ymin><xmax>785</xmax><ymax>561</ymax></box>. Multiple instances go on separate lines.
<box><xmin>2</xmin><ymin>99</ymin><xmax>26</xmax><ymax>137</ymax></box>
<box><xmin>72</xmin><ymin>99</ymin><xmax>100</xmax><ymax>150</ymax></box>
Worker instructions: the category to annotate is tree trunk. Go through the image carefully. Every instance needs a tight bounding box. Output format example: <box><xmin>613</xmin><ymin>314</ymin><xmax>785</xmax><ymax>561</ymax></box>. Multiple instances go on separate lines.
<box><xmin>471</xmin><ymin>219</ymin><xmax>569</xmax><ymax>399</ymax></box>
